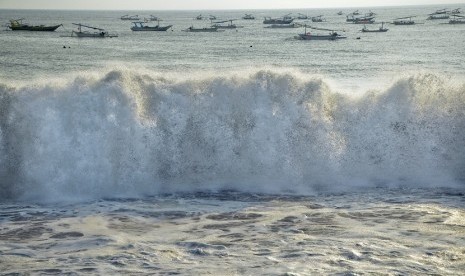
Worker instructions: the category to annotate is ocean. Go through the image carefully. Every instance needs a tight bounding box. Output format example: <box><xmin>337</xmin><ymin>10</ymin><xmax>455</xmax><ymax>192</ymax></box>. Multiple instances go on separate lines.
<box><xmin>1</xmin><ymin>5</ymin><xmax>465</xmax><ymax>275</ymax></box>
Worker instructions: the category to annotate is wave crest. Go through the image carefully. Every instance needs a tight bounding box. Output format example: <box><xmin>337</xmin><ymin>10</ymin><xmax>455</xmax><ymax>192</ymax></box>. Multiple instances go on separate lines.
<box><xmin>1</xmin><ymin>70</ymin><xmax>464</xmax><ymax>201</ymax></box>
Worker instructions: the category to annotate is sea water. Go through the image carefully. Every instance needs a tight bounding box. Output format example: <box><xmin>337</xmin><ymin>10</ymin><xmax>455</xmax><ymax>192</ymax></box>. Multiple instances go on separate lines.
<box><xmin>0</xmin><ymin>5</ymin><xmax>464</xmax><ymax>275</ymax></box>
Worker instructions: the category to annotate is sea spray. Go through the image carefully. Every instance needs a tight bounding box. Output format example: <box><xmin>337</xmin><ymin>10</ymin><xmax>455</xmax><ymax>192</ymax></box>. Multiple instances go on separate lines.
<box><xmin>0</xmin><ymin>69</ymin><xmax>464</xmax><ymax>201</ymax></box>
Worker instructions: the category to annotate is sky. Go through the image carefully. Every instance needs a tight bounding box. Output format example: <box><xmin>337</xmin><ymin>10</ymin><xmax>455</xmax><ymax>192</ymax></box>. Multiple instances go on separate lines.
<box><xmin>0</xmin><ymin>0</ymin><xmax>464</xmax><ymax>10</ymax></box>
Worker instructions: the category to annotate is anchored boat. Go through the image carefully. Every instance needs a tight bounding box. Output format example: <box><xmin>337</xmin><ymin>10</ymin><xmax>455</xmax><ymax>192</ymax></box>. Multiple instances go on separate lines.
<box><xmin>361</xmin><ymin>22</ymin><xmax>388</xmax><ymax>32</ymax></box>
<box><xmin>295</xmin><ymin>25</ymin><xmax>347</xmax><ymax>40</ymax></box>
<box><xmin>121</xmin><ymin>15</ymin><xmax>140</xmax><ymax>21</ymax></box>
<box><xmin>131</xmin><ymin>21</ymin><xmax>172</xmax><ymax>31</ymax></box>
<box><xmin>8</xmin><ymin>19</ymin><xmax>61</xmax><ymax>31</ymax></box>
<box><xmin>427</xmin><ymin>9</ymin><xmax>450</xmax><ymax>20</ymax></box>
<box><xmin>184</xmin><ymin>26</ymin><xmax>221</xmax><ymax>32</ymax></box>
<box><xmin>393</xmin><ymin>16</ymin><xmax>416</xmax><ymax>25</ymax></box>
<box><xmin>449</xmin><ymin>14</ymin><xmax>465</xmax><ymax>24</ymax></box>
<box><xmin>263</xmin><ymin>15</ymin><xmax>294</xmax><ymax>24</ymax></box>
<box><xmin>64</xmin><ymin>23</ymin><xmax>118</xmax><ymax>38</ymax></box>
<box><xmin>242</xmin><ymin>14</ymin><xmax>255</xmax><ymax>20</ymax></box>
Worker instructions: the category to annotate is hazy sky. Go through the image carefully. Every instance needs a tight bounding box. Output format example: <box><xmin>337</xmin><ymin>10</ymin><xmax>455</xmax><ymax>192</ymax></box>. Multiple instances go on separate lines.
<box><xmin>0</xmin><ymin>0</ymin><xmax>463</xmax><ymax>10</ymax></box>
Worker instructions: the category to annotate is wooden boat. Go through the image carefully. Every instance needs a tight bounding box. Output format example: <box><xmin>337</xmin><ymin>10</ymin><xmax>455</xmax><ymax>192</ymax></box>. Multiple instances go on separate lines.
<box><xmin>295</xmin><ymin>25</ymin><xmax>346</xmax><ymax>40</ymax></box>
<box><xmin>211</xmin><ymin>20</ymin><xmax>243</xmax><ymax>29</ymax></box>
<box><xmin>121</xmin><ymin>15</ymin><xmax>140</xmax><ymax>21</ymax></box>
<box><xmin>311</xmin><ymin>15</ymin><xmax>325</xmax><ymax>22</ymax></box>
<box><xmin>427</xmin><ymin>9</ymin><xmax>450</xmax><ymax>20</ymax></box>
<box><xmin>131</xmin><ymin>21</ymin><xmax>172</xmax><ymax>31</ymax></box>
<box><xmin>361</xmin><ymin>22</ymin><xmax>388</xmax><ymax>32</ymax></box>
<box><xmin>449</xmin><ymin>15</ymin><xmax>465</xmax><ymax>24</ymax></box>
<box><xmin>393</xmin><ymin>16</ymin><xmax>416</xmax><ymax>25</ymax></box>
<box><xmin>65</xmin><ymin>23</ymin><xmax>118</xmax><ymax>38</ymax></box>
<box><xmin>265</xmin><ymin>23</ymin><xmax>300</xmax><ymax>29</ymax></box>
<box><xmin>353</xmin><ymin>16</ymin><xmax>375</xmax><ymax>24</ymax></box>
<box><xmin>263</xmin><ymin>16</ymin><xmax>294</xmax><ymax>24</ymax></box>
<box><xmin>184</xmin><ymin>26</ymin><xmax>221</xmax><ymax>32</ymax></box>
<box><xmin>8</xmin><ymin>19</ymin><xmax>61</xmax><ymax>31</ymax></box>
<box><xmin>242</xmin><ymin>14</ymin><xmax>255</xmax><ymax>20</ymax></box>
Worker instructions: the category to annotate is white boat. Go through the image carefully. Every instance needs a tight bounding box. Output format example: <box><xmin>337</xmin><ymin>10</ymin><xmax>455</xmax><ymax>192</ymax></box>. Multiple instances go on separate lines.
<box><xmin>353</xmin><ymin>16</ymin><xmax>375</xmax><ymax>24</ymax></box>
<box><xmin>295</xmin><ymin>25</ymin><xmax>347</xmax><ymax>40</ymax></box>
<box><xmin>297</xmin><ymin>13</ymin><xmax>308</xmax><ymax>20</ymax></box>
<box><xmin>451</xmin><ymin>8</ymin><xmax>461</xmax><ymax>14</ymax></box>
<box><xmin>361</xmin><ymin>22</ymin><xmax>388</xmax><ymax>32</ymax></box>
<box><xmin>337</xmin><ymin>11</ymin><xmax>343</xmax><ymax>15</ymax></box>
<box><xmin>427</xmin><ymin>9</ymin><xmax>450</xmax><ymax>20</ymax></box>
<box><xmin>211</xmin><ymin>20</ymin><xmax>243</xmax><ymax>29</ymax></box>
<box><xmin>145</xmin><ymin>15</ymin><xmax>159</xmax><ymax>21</ymax></box>
<box><xmin>449</xmin><ymin>14</ymin><xmax>465</xmax><ymax>24</ymax></box>
<box><xmin>311</xmin><ymin>15</ymin><xmax>325</xmax><ymax>22</ymax></box>
<box><xmin>121</xmin><ymin>15</ymin><xmax>140</xmax><ymax>21</ymax></box>
<box><xmin>242</xmin><ymin>14</ymin><xmax>255</xmax><ymax>20</ymax></box>
<box><xmin>393</xmin><ymin>16</ymin><xmax>416</xmax><ymax>25</ymax></box>
<box><xmin>263</xmin><ymin>17</ymin><xmax>294</xmax><ymax>24</ymax></box>
<box><xmin>265</xmin><ymin>23</ymin><xmax>301</xmax><ymax>29</ymax></box>
<box><xmin>195</xmin><ymin>14</ymin><xmax>203</xmax><ymax>20</ymax></box>
<box><xmin>67</xmin><ymin>23</ymin><xmax>118</xmax><ymax>38</ymax></box>
<box><xmin>131</xmin><ymin>21</ymin><xmax>172</xmax><ymax>31</ymax></box>
<box><xmin>184</xmin><ymin>26</ymin><xmax>222</xmax><ymax>32</ymax></box>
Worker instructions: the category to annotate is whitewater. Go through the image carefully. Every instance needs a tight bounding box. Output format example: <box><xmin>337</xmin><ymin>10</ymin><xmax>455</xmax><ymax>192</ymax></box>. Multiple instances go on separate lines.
<box><xmin>1</xmin><ymin>6</ymin><xmax>465</xmax><ymax>275</ymax></box>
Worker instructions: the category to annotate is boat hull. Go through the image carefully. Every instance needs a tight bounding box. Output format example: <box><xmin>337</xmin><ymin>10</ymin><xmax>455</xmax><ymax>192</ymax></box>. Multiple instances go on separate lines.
<box><xmin>185</xmin><ymin>27</ymin><xmax>219</xmax><ymax>32</ymax></box>
<box><xmin>72</xmin><ymin>31</ymin><xmax>117</xmax><ymax>38</ymax></box>
<box><xmin>131</xmin><ymin>25</ymin><xmax>172</xmax><ymax>31</ymax></box>
<box><xmin>393</xmin><ymin>21</ymin><xmax>415</xmax><ymax>25</ymax></box>
<box><xmin>263</xmin><ymin>19</ymin><xmax>294</xmax><ymax>24</ymax></box>
<box><xmin>296</xmin><ymin>34</ymin><xmax>347</xmax><ymax>40</ymax></box>
<box><xmin>362</xmin><ymin>29</ymin><xmax>388</xmax><ymax>32</ymax></box>
<box><xmin>9</xmin><ymin>24</ymin><xmax>61</xmax><ymax>31</ymax></box>
<box><xmin>449</xmin><ymin>20</ymin><xmax>465</xmax><ymax>24</ymax></box>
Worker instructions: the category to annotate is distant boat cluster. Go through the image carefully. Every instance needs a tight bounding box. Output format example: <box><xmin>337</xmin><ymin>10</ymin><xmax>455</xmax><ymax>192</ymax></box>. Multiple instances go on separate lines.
<box><xmin>4</xmin><ymin>8</ymin><xmax>465</xmax><ymax>41</ymax></box>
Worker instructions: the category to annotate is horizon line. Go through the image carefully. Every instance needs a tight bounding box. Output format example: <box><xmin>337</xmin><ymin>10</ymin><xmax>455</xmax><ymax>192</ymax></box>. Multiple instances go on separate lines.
<box><xmin>0</xmin><ymin>3</ymin><xmax>462</xmax><ymax>12</ymax></box>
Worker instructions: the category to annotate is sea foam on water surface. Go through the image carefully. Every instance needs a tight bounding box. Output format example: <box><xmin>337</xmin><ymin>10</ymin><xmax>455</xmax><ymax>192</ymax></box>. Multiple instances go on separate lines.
<box><xmin>0</xmin><ymin>68</ymin><xmax>464</xmax><ymax>201</ymax></box>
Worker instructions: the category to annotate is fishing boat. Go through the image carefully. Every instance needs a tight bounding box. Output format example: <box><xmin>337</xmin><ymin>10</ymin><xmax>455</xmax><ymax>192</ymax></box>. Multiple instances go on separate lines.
<box><xmin>195</xmin><ymin>14</ymin><xmax>204</xmax><ymax>20</ymax></box>
<box><xmin>145</xmin><ymin>15</ymin><xmax>159</xmax><ymax>21</ymax></box>
<box><xmin>352</xmin><ymin>10</ymin><xmax>360</xmax><ymax>15</ymax></box>
<box><xmin>449</xmin><ymin>14</ymin><xmax>465</xmax><ymax>24</ymax></box>
<box><xmin>184</xmin><ymin>26</ymin><xmax>221</xmax><ymax>32</ymax></box>
<box><xmin>263</xmin><ymin>17</ymin><xmax>294</xmax><ymax>24</ymax></box>
<box><xmin>121</xmin><ymin>15</ymin><xmax>140</xmax><ymax>21</ymax></box>
<box><xmin>242</xmin><ymin>14</ymin><xmax>255</xmax><ymax>20</ymax></box>
<box><xmin>66</xmin><ymin>23</ymin><xmax>118</xmax><ymax>38</ymax></box>
<box><xmin>353</xmin><ymin>16</ymin><xmax>375</xmax><ymax>24</ymax></box>
<box><xmin>8</xmin><ymin>19</ymin><xmax>61</xmax><ymax>31</ymax></box>
<box><xmin>295</xmin><ymin>25</ymin><xmax>347</xmax><ymax>40</ymax></box>
<box><xmin>131</xmin><ymin>21</ymin><xmax>172</xmax><ymax>31</ymax></box>
<box><xmin>211</xmin><ymin>20</ymin><xmax>243</xmax><ymax>29</ymax></box>
<box><xmin>337</xmin><ymin>11</ymin><xmax>343</xmax><ymax>15</ymax></box>
<box><xmin>346</xmin><ymin>15</ymin><xmax>356</xmax><ymax>22</ymax></box>
<box><xmin>393</xmin><ymin>16</ymin><xmax>416</xmax><ymax>25</ymax></box>
<box><xmin>297</xmin><ymin>13</ymin><xmax>308</xmax><ymax>20</ymax></box>
<box><xmin>451</xmin><ymin>8</ymin><xmax>461</xmax><ymax>14</ymax></box>
<box><xmin>209</xmin><ymin>15</ymin><xmax>217</xmax><ymax>20</ymax></box>
<box><xmin>265</xmin><ymin>23</ymin><xmax>301</xmax><ymax>29</ymax></box>
<box><xmin>361</xmin><ymin>22</ymin><xmax>388</xmax><ymax>32</ymax></box>
<box><xmin>311</xmin><ymin>15</ymin><xmax>325</xmax><ymax>22</ymax></box>
<box><xmin>427</xmin><ymin>9</ymin><xmax>449</xmax><ymax>20</ymax></box>
<box><xmin>366</xmin><ymin>10</ymin><xmax>377</xmax><ymax>17</ymax></box>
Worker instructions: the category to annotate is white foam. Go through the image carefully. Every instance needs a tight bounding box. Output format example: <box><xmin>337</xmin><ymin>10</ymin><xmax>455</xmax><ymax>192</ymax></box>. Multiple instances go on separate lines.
<box><xmin>1</xmin><ymin>69</ymin><xmax>464</xmax><ymax>201</ymax></box>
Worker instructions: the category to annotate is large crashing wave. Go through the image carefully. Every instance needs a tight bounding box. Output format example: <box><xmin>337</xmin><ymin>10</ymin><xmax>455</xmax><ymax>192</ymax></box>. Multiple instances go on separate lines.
<box><xmin>1</xmin><ymin>69</ymin><xmax>464</xmax><ymax>201</ymax></box>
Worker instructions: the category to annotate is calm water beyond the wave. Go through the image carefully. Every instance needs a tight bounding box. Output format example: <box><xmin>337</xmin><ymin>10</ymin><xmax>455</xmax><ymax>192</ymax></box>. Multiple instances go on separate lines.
<box><xmin>1</xmin><ymin>5</ymin><xmax>465</xmax><ymax>275</ymax></box>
